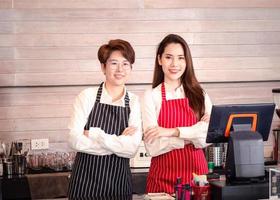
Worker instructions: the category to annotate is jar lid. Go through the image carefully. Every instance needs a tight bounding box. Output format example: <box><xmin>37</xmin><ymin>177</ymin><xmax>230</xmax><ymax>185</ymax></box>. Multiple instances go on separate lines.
<box><xmin>272</xmin><ymin>88</ymin><xmax>280</xmax><ymax>93</ymax></box>
<box><xmin>208</xmin><ymin>161</ymin><xmax>215</xmax><ymax>169</ymax></box>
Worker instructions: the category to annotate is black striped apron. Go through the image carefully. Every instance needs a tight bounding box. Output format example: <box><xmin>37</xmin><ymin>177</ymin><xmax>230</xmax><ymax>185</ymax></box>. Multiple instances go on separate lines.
<box><xmin>68</xmin><ymin>83</ymin><xmax>132</xmax><ymax>200</ymax></box>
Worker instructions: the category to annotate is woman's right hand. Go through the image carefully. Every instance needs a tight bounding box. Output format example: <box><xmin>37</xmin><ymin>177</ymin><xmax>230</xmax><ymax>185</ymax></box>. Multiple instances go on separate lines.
<box><xmin>121</xmin><ymin>126</ymin><xmax>137</xmax><ymax>136</ymax></box>
<box><xmin>84</xmin><ymin>130</ymin><xmax>89</xmax><ymax>137</ymax></box>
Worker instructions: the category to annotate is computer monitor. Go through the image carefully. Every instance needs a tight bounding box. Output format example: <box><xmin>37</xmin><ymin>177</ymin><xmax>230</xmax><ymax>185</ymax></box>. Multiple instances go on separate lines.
<box><xmin>206</xmin><ymin>103</ymin><xmax>275</xmax><ymax>143</ymax></box>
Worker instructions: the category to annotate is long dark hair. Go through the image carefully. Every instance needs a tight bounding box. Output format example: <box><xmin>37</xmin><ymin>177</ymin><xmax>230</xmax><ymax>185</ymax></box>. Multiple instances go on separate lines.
<box><xmin>152</xmin><ymin>34</ymin><xmax>205</xmax><ymax>119</ymax></box>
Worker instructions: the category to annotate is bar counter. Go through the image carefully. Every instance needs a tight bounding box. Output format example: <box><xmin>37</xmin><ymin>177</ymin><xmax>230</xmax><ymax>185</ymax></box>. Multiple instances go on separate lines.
<box><xmin>0</xmin><ymin>169</ymin><xmax>271</xmax><ymax>199</ymax></box>
<box><xmin>0</xmin><ymin>169</ymin><xmax>148</xmax><ymax>200</ymax></box>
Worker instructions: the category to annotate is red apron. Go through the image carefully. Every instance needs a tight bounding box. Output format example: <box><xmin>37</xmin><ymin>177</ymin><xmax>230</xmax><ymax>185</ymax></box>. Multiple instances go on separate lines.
<box><xmin>146</xmin><ymin>83</ymin><xmax>208</xmax><ymax>194</ymax></box>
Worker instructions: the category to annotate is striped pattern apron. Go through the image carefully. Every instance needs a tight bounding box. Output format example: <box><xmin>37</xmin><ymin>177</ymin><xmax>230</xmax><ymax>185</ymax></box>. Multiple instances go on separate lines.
<box><xmin>68</xmin><ymin>83</ymin><xmax>132</xmax><ymax>200</ymax></box>
<box><xmin>146</xmin><ymin>83</ymin><xmax>208</xmax><ymax>194</ymax></box>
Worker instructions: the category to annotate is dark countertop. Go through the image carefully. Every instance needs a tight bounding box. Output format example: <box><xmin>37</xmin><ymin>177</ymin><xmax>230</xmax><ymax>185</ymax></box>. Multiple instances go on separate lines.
<box><xmin>0</xmin><ymin>170</ymin><xmax>149</xmax><ymax>200</ymax></box>
<box><xmin>1</xmin><ymin>167</ymin><xmax>273</xmax><ymax>200</ymax></box>
<box><xmin>210</xmin><ymin>179</ymin><xmax>269</xmax><ymax>200</ymax></box>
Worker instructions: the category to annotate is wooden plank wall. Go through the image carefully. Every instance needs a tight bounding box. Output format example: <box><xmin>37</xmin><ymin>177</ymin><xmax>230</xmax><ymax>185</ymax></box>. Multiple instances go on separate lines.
<box><xmin>0</xmin><ymin>0</ymin><xmax>280</xmax><ymax>156</ymax></box>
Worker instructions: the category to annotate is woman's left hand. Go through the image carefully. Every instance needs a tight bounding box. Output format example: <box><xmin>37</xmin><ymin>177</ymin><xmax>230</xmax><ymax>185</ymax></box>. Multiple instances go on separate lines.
<box><xmin>144</xmin><ymin>126</ymin><xmax>179</xmax><ymax>143</ymax></box>
<box><xmin>200</xmin><ymin>114</ymin><xmax>210</xmax><ymax>122</ymax></box>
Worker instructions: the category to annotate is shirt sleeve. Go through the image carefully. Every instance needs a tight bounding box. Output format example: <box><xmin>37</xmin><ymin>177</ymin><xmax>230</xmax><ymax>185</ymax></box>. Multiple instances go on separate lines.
<box><xmin>88</xmin><ymin>94</ymin><xmax>143</xmax><ymax>158</ymax></box>
<box><xmin>142</xmin><ymin>88</ymin><xmax>185</xmax><ymax>157</ymax></box>
<box><xmin>68</xmin><ymin>89</ymin><xmax>112</xmax><ymax>155</ymax></box>
<box><xmin>178</xmin><ymin>92</ymin><xmax>213</xmax><ymax>148</ymax></box>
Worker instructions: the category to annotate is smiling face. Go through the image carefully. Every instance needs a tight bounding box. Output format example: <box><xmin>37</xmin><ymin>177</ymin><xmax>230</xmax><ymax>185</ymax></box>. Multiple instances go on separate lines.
<box><xmin>101</xmin><ymin>50</ymin><xmax>132</xmax><ymax>87</ymax></box>
<box><xmin>158</xmin><ymin>43</ymin><xmax>186</xmax><ymax>86</ymax></box>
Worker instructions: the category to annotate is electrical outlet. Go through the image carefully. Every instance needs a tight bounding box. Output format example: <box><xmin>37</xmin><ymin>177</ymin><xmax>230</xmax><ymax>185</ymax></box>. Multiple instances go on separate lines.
<box><xmin>31</xmin><ymin>138</ymin><xmax>49</xmax><ymax>150</ymax></box>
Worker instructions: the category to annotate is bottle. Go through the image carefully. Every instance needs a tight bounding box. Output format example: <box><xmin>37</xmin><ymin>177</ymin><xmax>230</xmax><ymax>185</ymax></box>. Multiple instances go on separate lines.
<box><xmin>175</xmin><ymin>177</ymin><xmax>182</xmax><ymax>200</ymax></box>
<box><xmin>180</xmin><ymin>184</ymin><xmax>191</xmax><ymax>200</ymax></box>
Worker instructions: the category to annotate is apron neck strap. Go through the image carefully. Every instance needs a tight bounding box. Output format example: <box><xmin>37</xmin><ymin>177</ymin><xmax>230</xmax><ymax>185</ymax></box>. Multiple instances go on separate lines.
<box><xmin>95</xmin><ymin>82</ymin><xmax>103</xmax><ymax>103</ymax></box>
<box><xmin>124</xmin><ymin>92</ymin><xmax>130</xmax><ymax>107</ymax></box>
<box><xmin>161</xmin><ymin>83</ymin><xmax>166</xmax><ymax>101</ymax></box>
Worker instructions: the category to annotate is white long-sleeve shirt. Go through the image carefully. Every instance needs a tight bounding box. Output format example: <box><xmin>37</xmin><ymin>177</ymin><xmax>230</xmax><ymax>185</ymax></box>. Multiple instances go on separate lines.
<box><xmin>68</xmin><ymin>83</ymin><xmax>142</xmax><ymax>158</ymax></box>
<box><xmin>142</xmin><ymin>83</ymin><xmax>212</xmax><ymax>157</ymax></box>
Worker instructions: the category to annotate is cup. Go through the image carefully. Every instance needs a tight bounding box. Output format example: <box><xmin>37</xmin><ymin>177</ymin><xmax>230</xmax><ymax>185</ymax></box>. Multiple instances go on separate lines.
<box><xmin>52</xmin><ymin>152</ymin><xmax>63</xmax><ymax>171</ymax></box>
<box><xmin>13</xmin><ymin>154</ymin><xmax>26</xmax><ymax>175</ymax></box>
<box><xmin>192</xmin><ymin>185</ymin><xmax>211</xmax><ymax>200</ymax></box>
<box><xmin>207</xmin><ymin>143</ymin><xmax>225</xmax><ymax>168</ymax></box>
<box><xmin>3</xmin><ymin>159</ymin><xmax>13</xmax><ymax>176</ymax></box>
<box><xmin>27</xmin><ymin>154</ymin><xmax>42</xmax><ymax>170</ymax></box>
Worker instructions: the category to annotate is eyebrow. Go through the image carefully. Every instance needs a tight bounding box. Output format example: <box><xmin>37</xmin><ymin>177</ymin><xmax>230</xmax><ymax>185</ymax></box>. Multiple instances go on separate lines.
<box><xmin>164</xmin><ymin>53</ymin><xmax>185</xmax><ymax>57</ymax></box>
<box><xmin>108</xmin><ymin>59</ymin><xmax>129</xmax><ymax>62</ymax></box>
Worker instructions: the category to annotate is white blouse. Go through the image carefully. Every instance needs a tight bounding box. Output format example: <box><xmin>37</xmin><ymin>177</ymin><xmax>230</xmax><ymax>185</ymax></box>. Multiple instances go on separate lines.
<box><xmin>68</xmin><ymin>83</ymin><xmax>142</xmax><ymax>158</ymax></box>
<box><xmin>142</xmin><ymin>83</ymin><xmax>212</xmax><ymax>157</ymax></box>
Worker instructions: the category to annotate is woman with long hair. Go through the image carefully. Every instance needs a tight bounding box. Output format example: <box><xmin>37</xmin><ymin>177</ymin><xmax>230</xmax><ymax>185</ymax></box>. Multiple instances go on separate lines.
<box><xmin>142</xmin><ymin>34</ymin><xmax>212</xmax><ymax>193</ymax></box>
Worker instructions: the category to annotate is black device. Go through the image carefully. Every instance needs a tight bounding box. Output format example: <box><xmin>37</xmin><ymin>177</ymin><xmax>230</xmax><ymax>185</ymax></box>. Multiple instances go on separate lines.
<box><xmin>206</xmin><ymin>103</ymin><xmax>275</xmax><ymax>183</ymax></box>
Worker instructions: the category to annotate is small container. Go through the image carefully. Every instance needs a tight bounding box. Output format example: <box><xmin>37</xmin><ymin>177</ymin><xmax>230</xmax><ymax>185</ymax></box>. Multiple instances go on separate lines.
<box><xmin>175</xmin><ymin>177</ymin><xmax>182</xmax><ymax>200</ymax></box>
<box><xmin>207</xmin><ymin>143</ymin><xmax>225</xmax><ymax>168</ymax></box>
<box><xmin>4</xmin><ymin>160</ymin><xmax>13</xmax><ymax>176</ymax></box>
<box><xmin>27</xmin><ymin>154</ymin><xmax>42</xmax><ymax>170</ymax></box>
<box><xmin>181</xmin><ymin>184</ymin><xmax>191</xmax><ymax>200</ymax></box>
<box><xmin>208</xmin><ymin>162</ymin><xmax>215</xmax><ymax>173</ymax></box>
<box><xmin>13</xmin><ymin>154</ymin><xmax>26</xmax><ymax>175</ymax></box>
<box><xmin>192</xmin><ymin>184</ymin><xmax>211</xmax><ymax>200</ymax></box>
<box><xmin>269</xmin><ymin>168</ymin><xmax>280</xmax><ymax>198</ymax></box>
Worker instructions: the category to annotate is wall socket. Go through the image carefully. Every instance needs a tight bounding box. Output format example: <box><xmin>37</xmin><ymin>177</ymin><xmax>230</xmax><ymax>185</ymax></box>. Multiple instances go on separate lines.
<box><xmin>31</xmin><ymin>138</ymin><xmax>49</xmax><ymax>150</ymax></box>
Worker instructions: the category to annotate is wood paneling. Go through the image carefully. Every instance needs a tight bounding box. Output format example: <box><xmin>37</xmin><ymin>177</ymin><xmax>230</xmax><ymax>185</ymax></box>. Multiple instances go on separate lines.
<box><xmin>13</xmin><ymin>45</ymin><xmax>280</xmax><ymax>59</ymax></box>
<box><xmin>0</xmin><ymin>130</ymin><xmax>69</xmax><ymax>142</ymax></box>
<box><xmin>0</xmin><ymin>74</ymin><xmax>14</xmax><ymax>86</ymax></box>
<box><xmin>202</xmin><ymin>82</ymin><xmax>279</xmax><ymax>104</ymax></box>
<box><xmin>2</xmin><ymin>32</ymin><xmax>280</xmax><ymax>47</ymax></box>
<box><xmin>13</xmin><ymin>71</ymin><xmax>153</xmax><ymax>86</ymax></box>
<box><xmin>1</xmin><ymin>58</ymin><xmax>280</xmax><ymax>86</ymax></box>
<box><xmin>13</xmin><ymin>20</ymin><xmax>280</xmax><ymax>34</ymax></box>
<box><xmin>1</xmin><ymin>57</ymin><xmax>279</xmax><ymax>73</ymax></box>
<box><xmin>0</xmin><ymin>47</ymin><xmax>13</xmax><ymax>59</ymax></box>
<box><xmin>0</xmin><ymin>22</ymin><xmax>13</xmax><ymax>33</ymax></box>
<box><xmin>194</xmin><ymin>57</ymin><xmax>280</xmax><ymax>70</ymax></box>
<box><xmin>0</xmin><ymin>1</ymin><xmax>279</xmax><ymax>154</ymax></box>
<box><xmin>0</xmin><ymin>105</ymin><xmax>72</xmax><ymax>119</ymax></box>
<box><xmin>1</xmin><ymin>81</ymin><xmax>278</xmax><ymax>105</ymax></box>
<box><xmin>1</xmin><ymin>9</ymin><xmax>280</xmax><ymax>21</ymax></box>
<box><xmin>0</xmin><ymin>0</ymin><xmax>12</xmax><ymax>9</ymax></box>
<box><xmin>190</xmin><ymin>44</ymin><xmax>280</xmax><ymax>57</ymax></box>
<box><xmin>0</xmin><ymin>92</ymin><xmax>76</xmax><ymax>106</ymax></box>
<box><xmin>193</xmin><ymin>32</ymin><xmax>280</xmax><ymax>45</ymax></box>
<box><xmin>1</xmin><ymin>59</ymin><xmax>99</xmax><ymax>73</ymax></box>
<box><xmin>0</xmin><ymin>34</ymin><xmax>14</xmax><ymax>46</ymax></box>
<box><xmin>0</xmin><ymin>60</ymin><xmax>15</xmax><ymax>73</ymax></box>
<box><xmin>144</xmin><ymin>0</ymin><xmax>280</xmax><ymax>8</ymax></box>
<box><xmin>6</xmin><ymin>69</ymin><xmax>280</xmax><ymax>86</ymax></box>
<box><xmin>0</xmin><ymin>117</ymin><xmax>68</xmax><ymax>131</ymax></box>
<box><xmin>13</xmin><ymin>0</ymin><xmax>142</xmax><ymax>9</ymax></box>
<box><xmin>197</xmin><ymin>68</ymin><xmax>280</xmax><ymax>82</ymax></box>
<box><xmin>0</xmin><ymin>82</ymin><xmax>279</xmax><ymax>143</ymax></box>
<box><xmin>1</xmin><ymin>68</ymin><xmax>278</xmax><ymax>87</ymax></box>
